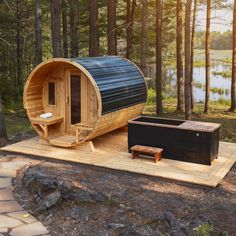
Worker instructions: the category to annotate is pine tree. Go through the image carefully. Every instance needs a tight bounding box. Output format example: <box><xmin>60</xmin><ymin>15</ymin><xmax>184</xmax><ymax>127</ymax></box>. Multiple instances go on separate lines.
<box><xmin>185</xmin><ymin>0</ymin><xmax>192</xmax><ymax>120</ymax></box>
<box><xmin>35</xmin><ymin>0</ymin><xmax>42</xmax><ymax>65</ymax></box>
<box><xmin>204</xmin><ymin>0</ymin><xmax>211</xmax><ymax>114</ymax></box>
<box><xmin>126</xmin><ymin>0</ymin><xmax>136</xmax><ymax>59</ymax></box>
<box><xmin>140</xmin><ymin>0</ymin><xmax>148</xmax><ymax>76</ymax></box>
<box><xmin>107</xmin><ymin>0</ymin><xmax>117</xmax><ymax>55</ymax></box>
<box><xmin>156</xmin><ymin>0</ymin><xmax>162</xmax><ymax>114</ymax></box>
<box><xmin>89</xmin><ymin>0</ymin><xmax>100</xmax><ymax>56</ymax></box>
<box><xmin>230</xmin><ymin>0</ymin><xmax>236</xmax><ymax>111</ymax></box>
<box><xmin>70</xmin><ymin>0</ymin><xmax>78</xmax><ymax>57</ymax></box>
<box><xmin>61</xmin><ymin>0</ymin><xmax>69</xmax><ymax>58</ymax></box>
<box><xmin>176</xmin><ymin>0</ymin><xmax>184</xmax><ymax>112</ymax></box>
<box><xmin>50</xmin><ymin>0</ymin><xmax>62</xmax><ymax>57</ymax></box>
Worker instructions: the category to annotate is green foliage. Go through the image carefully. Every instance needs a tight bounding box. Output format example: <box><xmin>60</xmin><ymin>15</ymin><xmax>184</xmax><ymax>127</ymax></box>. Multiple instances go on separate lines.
<box><xmin>192</xmin><ymin>224</ymin><xmax>214</xmax><ymax>236</ymax></box>
<box><xmin>212</xmin><ymin>71</ymin><xmax>231</xmax><ymax>78</ymax></box>
<box><xmin>195</xmin><ymin>31</ymin><xmax>232</xmax><ymax>50</ymax></box>
<box><xmin>194</xmin><ymin>60</ymin><xmax>206</xmax><ymax>67</ymax></box>
<box><xmin>194</xmin><ymin>81</ymin><xmax>204</xmax><ymax>89</ymax></box>
<box><xmin>211</xmin><ymin>87</ymin><xmax>224</xmax><ymax>95</ymax></box>
<box><xmin>0</xmin><ymin>0</ymin><xmax>234</xmax><ymax>112</ymax></box>
<box><xmin>0</xmin><ymin>76</ymin><xmax>21</xmax><ymax>104</ymax></box>
<box><xmin>223</xmin><ymin>58</ymin><xmax>232</xmax><ymax>64</ymax></box>
<box><xmin>147</xmin><ymin>89</ymin><xmax>156</xmax><ymax>105</ymax></box>
<box><xmin>214</xmin><ymin>98</ymin><xmax>231</xmax><ymax>106</ymax></box>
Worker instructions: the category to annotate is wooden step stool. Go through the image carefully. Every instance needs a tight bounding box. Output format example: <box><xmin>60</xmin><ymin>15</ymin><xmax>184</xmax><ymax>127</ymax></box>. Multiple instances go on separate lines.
<box><xmin>131</xmin><ymin>145</ymin><xmax>163</xmax><ymax>163</ymax></box>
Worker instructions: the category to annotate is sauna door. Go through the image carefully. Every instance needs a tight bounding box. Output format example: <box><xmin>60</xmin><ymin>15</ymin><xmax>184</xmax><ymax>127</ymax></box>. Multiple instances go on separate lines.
<box><xmin>65</xmin><ymin>73</ymin><xmax>81</xmax><ymax>132</ymax></box>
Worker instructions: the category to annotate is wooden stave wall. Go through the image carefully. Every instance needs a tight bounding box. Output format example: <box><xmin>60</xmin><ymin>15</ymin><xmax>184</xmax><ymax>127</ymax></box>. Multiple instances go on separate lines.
<box><xmin>24</xmin><ymin>58</ymin><xmax>146</xmax><ymax>147</ymax></box>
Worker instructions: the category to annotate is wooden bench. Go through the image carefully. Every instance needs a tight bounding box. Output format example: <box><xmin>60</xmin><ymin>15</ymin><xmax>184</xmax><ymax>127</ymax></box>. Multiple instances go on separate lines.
<box><xmin>31</xmin><ymin>116</ymin><xmax>63</xmax><ymax>139</ymax></box>
<box><xmin>131</xmin><ymin>145</ymin><xmax>163</xmax><ymax>163</ymax></box>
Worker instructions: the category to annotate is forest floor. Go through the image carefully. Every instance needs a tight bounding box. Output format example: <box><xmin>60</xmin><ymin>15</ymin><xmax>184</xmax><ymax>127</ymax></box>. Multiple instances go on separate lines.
<box><xmin>7</xmin><ymin>154</ymin><xmax>235</xmax><ymax>236</ymax></box>
<box><xmin>0</xmin><ymin>100</ymin><xmax>236</xmax><ymax>235</ymax></box>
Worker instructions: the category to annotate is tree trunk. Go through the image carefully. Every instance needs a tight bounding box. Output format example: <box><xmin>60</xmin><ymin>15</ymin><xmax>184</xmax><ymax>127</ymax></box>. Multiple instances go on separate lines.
<box><xmin>70</xmin><ymin>0</ymin><xmax>78</xmax><ymax>57</ymax></box>
<box><xmin>190</xmin><ymin>0</ymin><xmax>197</xmax><ymax>109</ymax></box>
<box><xmin>107</xmin><ymin>0</ymin><xmax>117</xmax><ymax>55</ymax></box>
<box><xmin>126</xmin><ymin>0</ymin><xmax>136</xmax><ymax>59</ymax></box>
<box><xmin>156</xmin><ymin>0</ymin><xmax>162</xmax><ymax>114</ymax></box>
<box><xmin>61</xmin><ymin>0</ymin><xmax>68</xmax><ymax>58</ymax></box>
<box><xmin>176</xmin><ymin>0</ymin><xmax>184</xmax><ymax>112</ymax></box>
<box><xmin>0</xmin><ymin>94</ymin><xmax>7</xmax><ymax>140</ymax></box>
<box><xmin>89</xmin><ymin>0</ymin><xmax>100</xmax><ymax>57</ymax></box>
<box><xmin>204</xmin><ymin>0</ymin><xmax>211</xmax><ymax>114</ymax></box>
<box><xmin>50</xmin><ymin>0</ymin><xmax>62</xmax><ymax>57</ymax></box>
<box><xmin>140</xmin><ymin>0</ymin><xmax>148</xmax><ymax>76</ymax></box>
<box><xmin>185</xmin><ymin>0</ymin><xmax>192</xmax><ymax>120</ymax></box>
<box><xmin>35</xmin><ymin>0</ymin><xmax>42</xmax><ymax>65</ymax></box>
<box><xmin>16</xmin><ymin>0</ymin><xmax>22</xmax><ymax>90</ymax></box>
<box><xmin>230</xmin><ymin>0</ymin><xmax>236</xmax><ymax>111</ymax></box>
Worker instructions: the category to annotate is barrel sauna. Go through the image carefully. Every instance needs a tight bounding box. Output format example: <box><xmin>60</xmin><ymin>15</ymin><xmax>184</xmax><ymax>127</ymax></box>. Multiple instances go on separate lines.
<box><xmin>24</xmin><ymin>56</ymin><xmax>147</xmax><ymax>147</ymax></box>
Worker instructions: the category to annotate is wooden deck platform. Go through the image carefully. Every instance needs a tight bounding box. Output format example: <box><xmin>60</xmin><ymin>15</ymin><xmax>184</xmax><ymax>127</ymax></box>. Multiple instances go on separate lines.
<box><xmin>1</xmin><ymin>131</ymin><xmax>236</xmax><ymax>187</ymax></box>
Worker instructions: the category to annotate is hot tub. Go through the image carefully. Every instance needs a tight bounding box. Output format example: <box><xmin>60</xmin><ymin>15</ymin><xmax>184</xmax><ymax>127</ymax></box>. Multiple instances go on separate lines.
<box><xmin>128</xmin><ymin>116</ymin><xmax>220</xmax><ymax>165</ymax></box>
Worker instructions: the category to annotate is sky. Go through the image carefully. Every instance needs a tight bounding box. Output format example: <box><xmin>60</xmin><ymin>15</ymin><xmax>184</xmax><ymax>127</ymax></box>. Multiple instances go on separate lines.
<box><xmin>196</xmin><ymin>0</ymin><xmax>233</xmax><ymax>32</ymax></box>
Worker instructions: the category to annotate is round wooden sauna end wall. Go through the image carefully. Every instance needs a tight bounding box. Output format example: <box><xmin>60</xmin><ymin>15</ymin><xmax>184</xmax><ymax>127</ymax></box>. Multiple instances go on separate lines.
<box><xmin>23</xmin><ymin>56</ymin><xmax>147</xmax><ymax>147</ymax></box>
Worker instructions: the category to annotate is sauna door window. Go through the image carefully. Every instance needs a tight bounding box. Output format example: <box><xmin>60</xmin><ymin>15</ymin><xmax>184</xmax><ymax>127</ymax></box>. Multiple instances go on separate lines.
<box><xmin>70</xmin><ymin>75</ymin><xmax>81</xmax><ymax>124</ymax></box>
<box><xmin>48</xmin><ymin>82</ymin><xmax>56</xmax><ymax>105</ymax></box>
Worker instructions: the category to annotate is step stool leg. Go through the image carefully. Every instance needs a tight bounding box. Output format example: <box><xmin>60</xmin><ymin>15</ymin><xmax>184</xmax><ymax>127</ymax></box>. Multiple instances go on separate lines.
<box><xmin>155</xmin><ymin>152</ymin><xmax>162</xmax><ymax>163</ymax></box>
<box><xmin>132</xmin><ymin>151</ymin><xmax>135</xmax><ymax>159</ymax></box>
<box><xmin>132</xmin><ymin>151</ymin><xmax>138</xmax><ymax>159</ymax></box>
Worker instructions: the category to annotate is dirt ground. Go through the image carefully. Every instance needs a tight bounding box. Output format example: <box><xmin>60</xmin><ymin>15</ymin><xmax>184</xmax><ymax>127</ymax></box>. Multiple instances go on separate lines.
<box><xmin>2</xmin><ymin>152</ymin><xmax>234</xmax><ymax>236</ymax></box>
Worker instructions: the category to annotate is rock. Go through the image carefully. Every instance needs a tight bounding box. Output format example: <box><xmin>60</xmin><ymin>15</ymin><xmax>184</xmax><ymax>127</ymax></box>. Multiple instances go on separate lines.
<box><xmin>0</xmin><ymin>201</ymin><xmax>23</xmax><ymax>214</ymax></box>
<box><xmin>33</xmin><ymin>190</ymin><xmax>62</xmax><ymax>213</ymax></box>
<box><xmin>71</xmin><ymin>189</ymin><xmax>93</xmax><ymax>202</ymax></box>
<box><xmin>162</xmin><ymin>212</ymin><xmax>181</xmax><ymax>236</ymax></box>
<box><xmin>44</xmin><ymin>213</ymin><xmax>53</xmax><ymax>222</ymax></box>
<box><xmin>170</xmin><ymin>229</ymin><xmax>181</xmax><ymax>236</ymax></box>
<box><xmin>182</xmin><ymin>214</ymin><xmax>212</xmax><ymax>235</ymax></box>
<box><xmin>70</xmin><ymin>208</ymin><xmax>81</xmax><ymax>220</ymax></box>
<box><xmin>44</xmin><ymin>190</ymin><xmax>62</xmax><ymax>209</ymax></box>
<box><xmin>7</xmin><ymin>211</ymin><xmax>37</xmax><ymax>224</ymax></box>
<box><xmin>0</xmin><ymin>215</ymin><xmax>23</xmax><ymax>228</ymax></box>
<box><xmin>0</xmin><ymin>178</ymin><xmax>11</xmax><ymax>188</ymax></box>
<box><xmin>94</xmin><ymin>193</ymin><xmax>108</xmax><ymax>202</ymax></box>
<box><xmin>9</xmin><ymin>221</ymin><xmax>49</xmax><ymax>236</ymax></box>
<box><xmin>118</xmin><ymin>226</ymin><xmax>141</xmax><ymax>236</ymax></box>
<box><xmin>108</xmin><ymin>223</ymin><xmax>125</xmax><ymax>229</ymax></box>
<box><xmin>135</xmin><ymin>225</ymin><xmax>156</xmax><ymax>236</ymax></box>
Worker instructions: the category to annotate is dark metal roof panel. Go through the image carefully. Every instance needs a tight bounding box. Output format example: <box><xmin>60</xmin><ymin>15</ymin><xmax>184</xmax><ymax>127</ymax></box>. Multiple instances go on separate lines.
<box><xmin>71</xmin><ymin>56</ymin><xmax>147</xmax><ymax>114</ymax></box>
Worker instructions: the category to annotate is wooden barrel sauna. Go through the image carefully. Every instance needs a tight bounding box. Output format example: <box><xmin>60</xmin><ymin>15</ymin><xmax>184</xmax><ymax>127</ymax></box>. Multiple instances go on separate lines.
<box><xmin>24</xmin><ymin>56</ymin><xmax>147</xmax><ymax>147</ymax></box>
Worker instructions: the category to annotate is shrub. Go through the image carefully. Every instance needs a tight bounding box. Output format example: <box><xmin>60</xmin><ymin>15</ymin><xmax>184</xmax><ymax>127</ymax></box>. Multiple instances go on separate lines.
<box><xmin>192</xmin><ymin>224</ymin><xmax>213</xmax><ymax>236</ymax></box>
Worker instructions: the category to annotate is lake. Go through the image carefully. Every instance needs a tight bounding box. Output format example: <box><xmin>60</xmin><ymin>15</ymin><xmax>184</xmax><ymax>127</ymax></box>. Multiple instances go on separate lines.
<box><xmin>193</xmin><ymin>65</ymin><xmax>231</xmax><ymax>102</ymax></box>
<box><xmin>148</xmin><ymin>64</ymin><xmax>232</xmax><ymax>102</ymax></box>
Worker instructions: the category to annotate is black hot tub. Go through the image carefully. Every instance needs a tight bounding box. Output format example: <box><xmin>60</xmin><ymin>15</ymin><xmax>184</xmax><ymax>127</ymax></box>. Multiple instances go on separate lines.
<box><xmin>128</xmin><ymin>116</ymin><xmax>220</xmax><ymax>165</ymax></box>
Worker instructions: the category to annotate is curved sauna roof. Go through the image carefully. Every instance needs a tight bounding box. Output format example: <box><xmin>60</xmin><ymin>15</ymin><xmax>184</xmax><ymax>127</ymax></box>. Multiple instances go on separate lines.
<box><xmin>72</xmin><ymin>56</ymin><xmax>147</xmax><ymax>114</ymax></box>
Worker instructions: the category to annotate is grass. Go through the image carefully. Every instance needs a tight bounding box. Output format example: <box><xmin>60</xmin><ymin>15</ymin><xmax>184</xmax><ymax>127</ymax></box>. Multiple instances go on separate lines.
<box><xmin>194</xmin><ymin>81</ymin><xmax>204</xmax><ymax>89</ymax></box>
<box><xmin>143</xmin><ymin>98</ymin><xmax>236</xmax><ymax>143</ymax></box>
<box><xmin>193</xmin><ymin>60</ymin><xmax>206</xmax><ymax>67</ymax></box>
<box><xmin>3</xmin><ymin>105</ymin><xmax>35</xmax><ymax>139</ymax></box>
<box><xmin>192</xmin><ymin>224</ymin><xmax>214</xmax><ymax>236</ymax></box>
<box><xmin>212</xmin><ymin>71</ymin><xmax>231</xmax><ymax>78</ymax></box>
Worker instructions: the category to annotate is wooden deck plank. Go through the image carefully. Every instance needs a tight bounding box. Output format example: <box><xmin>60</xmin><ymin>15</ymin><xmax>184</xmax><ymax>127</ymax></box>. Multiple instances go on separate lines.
<box><xmin>49</xmin><ymin>135</ymin><xmax>76</xmax><ymax>147</ymax></box>
<box><xmin>1</xmin><ymin>132</ymin><xmax>236</xmax><ymax>187</ymax></box>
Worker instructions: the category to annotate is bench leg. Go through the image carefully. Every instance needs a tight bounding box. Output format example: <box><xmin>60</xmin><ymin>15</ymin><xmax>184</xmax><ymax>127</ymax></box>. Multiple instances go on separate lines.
<box><xmin>155</xmin><ymin>153</ymin><xmax>162</xmax><ymax>163</ymax></box>
<box><xmin>132</xmin><ymin>151</ymin><xmax>138</xmax><ymax>159</ymax></box>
